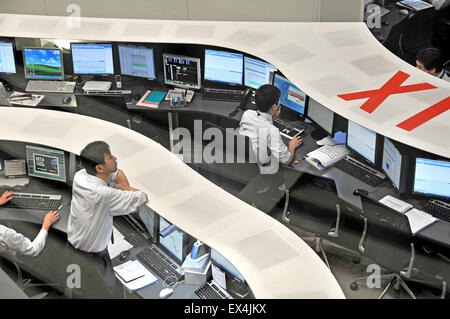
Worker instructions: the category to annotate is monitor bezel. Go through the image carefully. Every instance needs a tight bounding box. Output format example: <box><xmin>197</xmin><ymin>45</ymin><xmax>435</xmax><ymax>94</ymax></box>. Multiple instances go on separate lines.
<box><xmin>243</xmin><ymin>56</ymin><xmax>277</xmax><ymax>90</ymax></box>
<box><xmin>346</xmin><ymin>120</ymin><xmax>382</xmax><ymax>167</ymax></box>
<box><xmin>25</xmin><ymin>144</ymin><xmax>67</xmax><ymax>183</ymax></box>
<box><xmin>70</xmin><ymin>42</ymin><xmax>115</xmax><ymax>76</ymax></box>
<box><xmin>381</xmin><ymin>137</ymin><xmax>409</xmax><ymax>194</ymax></box>
<box><xmin>272</xmin><ymin>72</ymin><xmax>309</xmax><ymax>120</ymax></box>
<box><xmin>163</xmin><ymin>53</ymin><xmax>201</xmax><ymax>90</ymax></box>
<box><xmin>0</xmin><ymin>40</ymin><xmax>16</xmax><ymax>74</ymax></box>
<box><xmin>118</xmin><ymin>44</ymin><xmax>156</xmax><ymax>80</ymax></box>
<box><xmin>22</xmin><ymin>46</ymin><xmax>64</xmax><ymax>80</ymax></box>
<box><xmin>411</xmin><ymin>156</ymin><xmax>450</xmax><ymax>200</ymax></box>
<box><xmin>203</xmin><ymin>49</ymin><xmax>244</xmax><ymax>87</ymax></box>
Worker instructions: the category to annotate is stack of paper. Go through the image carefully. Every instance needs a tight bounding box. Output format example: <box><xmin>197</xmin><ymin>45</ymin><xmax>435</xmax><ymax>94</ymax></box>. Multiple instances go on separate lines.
<box><xmin>114</xmin><ymin>260</ymin><xmax>158</xmax><ymax>292</ymax></box>
<box><xmin>405</xmin><ymin>209</ymin><xmax>438</xmax><ymax>235</ymax></box>
<box><xmin>379</xmin><ymin>195</ymin><xmax>413</xmax><ymax>213</ymax></box>
<box><xmin>136</xmin><ymin>90</ymin><xmax>167</xmax><ymax>108</ymax></box>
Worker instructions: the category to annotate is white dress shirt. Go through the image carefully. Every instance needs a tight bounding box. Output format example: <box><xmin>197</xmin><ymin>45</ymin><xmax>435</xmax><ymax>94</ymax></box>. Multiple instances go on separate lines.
<box><xmin>68</xmin><ymin>169</ymin><xmax>147</xmax><ymax>253</ymax></box>
<box><xmin>0</xmin><ymin>225</ymin><xmax>47</xmax><ymax>257</ymax></box>
<box><xmin>239</xmin><ymin>110</ymin><xmax>291</xmax><ymax>173</ymax></box>
<box><xmin>431</xmin><ymin>0</ymin><xmax>450</xmax><ymax>10</ymax></box>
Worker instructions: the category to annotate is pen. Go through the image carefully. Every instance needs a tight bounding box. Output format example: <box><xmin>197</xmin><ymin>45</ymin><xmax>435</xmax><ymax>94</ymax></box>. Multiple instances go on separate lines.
<box><xmin>57</xmin><ymin>202</ymin><xmax>71</xmax><ymax>210</ymax></box>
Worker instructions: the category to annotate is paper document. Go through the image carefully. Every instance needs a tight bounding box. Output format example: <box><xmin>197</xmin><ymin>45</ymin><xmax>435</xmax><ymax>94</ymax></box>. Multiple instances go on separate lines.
<box><xmin>405</xmin><ymin>208</ymin><xmax>438</xmax><ymax>235</ymax></box>
<box><xmin>108</xmin><ymin>227</ymin><xmax>133</xmax><ymax>259</ymax></box>
<box><xmin>114</xmin><ymin>260</ymin><xmax>158</xmax><ymax>292</ymax></box>
<box><xmin>165</xmin><ymin>88</ymin><xmax>195</xmax><ymax>103</ymax></box>
<box><xmin>379</xmin><ymin>195</ymin><xmax>413</xmax><ymax>213</ymax></box>
<box><xmin>305</xmin><ymin>144</ymin><xmax>349</xmax><ymax>169</ymax></box>
<box><xmin>316</xmin><ymin>136</ymin><xmax>336</xmax><ymax>146</ymax></box>
<box><xmin>8</xmin><ymin>92</ymin><xmax>45</xmax><ymax>107</ymax></box>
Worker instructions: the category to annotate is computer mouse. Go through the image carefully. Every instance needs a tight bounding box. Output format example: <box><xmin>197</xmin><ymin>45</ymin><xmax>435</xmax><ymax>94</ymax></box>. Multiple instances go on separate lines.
<box><xmin>353</xmin><ymin>189</ymin><xmax>369</xmax><ymax>196</ymax></box>
<box><xmin>159</xmin><ymin>287</ymin><xmax>174</xmax><ymax>299</ymax></box>
<box><xmin>119</xmin><ymin>250</ymin><xmax>130</xmax><ymax>261</ymax></box>
<box><xmin>399</xmin><ymin>9</ymin><xmax>409</xmax><ymax>15</ymax></box>
<box><xmin>63</xmin><ymin>96</ymin><xmax>72</xmax><ymax>104</ymax></box>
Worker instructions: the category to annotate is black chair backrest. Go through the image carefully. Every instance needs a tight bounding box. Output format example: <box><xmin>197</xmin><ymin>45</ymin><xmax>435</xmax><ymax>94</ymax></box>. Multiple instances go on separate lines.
<box><xmin>358</xmin><ymin>191</ymin><xmax>412</xmax><ymax>239</ymax></box>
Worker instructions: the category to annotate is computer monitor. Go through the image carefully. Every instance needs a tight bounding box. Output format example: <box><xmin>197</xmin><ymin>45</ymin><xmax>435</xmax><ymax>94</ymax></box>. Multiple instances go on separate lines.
<box><xmin>23</xmin><ymin>47</ymin><xmax>63</xmax><ymax>80</ymax></box>
<box><xmin>204</xmin><ymin>49</ymin><xmax>243</xmax><ymax>85</ymax></box>
<box><xmin>163</xmin><ymin>54</ymin><xmax>201</xmax><ymax>90</ymax></box>
<box><xmin>244</xmin><ymin>56</ymin><xmax>277</xmax><ymax>89</ymax></box>
<box><xmin>25</xmin><ymin>145</ymin><xmax>66</xmax><ymax>182</ymax></box>
<box><xmin>210</xmin><ymin>248</ymin><xmax>245</xmax><ymax>283</ymax></box>
<box><xmin>138</xmin><ymin>206</ymin><xmax>158</xmax><ymax>240</ymax></box>
<box><xmin>159</xmin><ymin>216</ymin><xmax>191</xmax><ymax>263</ymax></box>
<box><xmin>71</xmin><ymin>43</ymin><xmax>114</xmax><ymax>75</ymax></box>
<box><xmin>118</xmin><ymin>44</ymin><xmax>156</xmax><ymax>79</ymax></box>
<box><xmin>382</xmin><ymin>137</ymin><xmax>404</xmax><ymax>191</ymax></box>
<box><xmin>0</xmin><ymin>41</ymin><xmax>16</xmax><ymax>74</ymax></box>
<box><xmin>273</xmin><ymin>73</ymin><xmax>307</xmax><ymax>117</ymax></box>
<box><xmin>413</xmin><ymin>157</ymin><xmax>450</xmax><ymax>199</ymax></box>
<box><xmin>347</xmin><ymin>120</ymin><xmax>377</xmax><ymax>164</ymax></box>
<box><xmin>307</xmin><ymin>98</ymin><xmax>334</xmax><ymax>135</ymax></box>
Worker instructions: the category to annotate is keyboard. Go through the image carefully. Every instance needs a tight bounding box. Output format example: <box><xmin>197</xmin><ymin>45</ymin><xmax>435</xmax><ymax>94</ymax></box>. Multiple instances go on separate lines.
<box><xmin>423</xmin><ymin>199</ymin><xmax>450</xmax><ymax>223</ymax></box>
<box><xmin>195</xmin><ymin>281</ymin><xmax>233</xmax><ymax>299</ymax></box>
<box><xmin>137</xmin><ymin>245</ymin><xmax>184</xmax><ymax>284</ymax></box>
<box><xmin>273</xmin><ymin>119</ymin><xmax>304</xmax><ymax>139</ymax></box>
<box><xmin>26</xmin><ymin>81</ymin><xmax>76</xmax><ymax>93</ymax></box>
<box><xmin>113</xmin><ymin>216</ymin><xmax>148</xmax><ymax>246</ymax></box>
<box><xmin>202</xmin><ymin>88</ymin><xmax>244</xmax><ymax>102</ymax></box>
<box><xmin>5</xmin><ymin>192</ymin><xmax>62</xmax><ymax>210</ymax></box>
<box><xmin>335</xmin><ymin>155</ymin><xmax>386</xmax><ymax>187</ymax></box>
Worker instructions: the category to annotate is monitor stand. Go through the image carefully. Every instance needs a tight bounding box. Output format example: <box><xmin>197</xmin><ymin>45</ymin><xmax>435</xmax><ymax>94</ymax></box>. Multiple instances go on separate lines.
<box><xmin>310</xmin><ymin>129</ymin><xmax>328</xmax><ymax>141</ymax></box>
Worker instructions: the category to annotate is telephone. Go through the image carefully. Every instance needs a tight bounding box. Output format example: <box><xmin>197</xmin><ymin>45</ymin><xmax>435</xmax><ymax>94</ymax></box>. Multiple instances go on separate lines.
<box><xmin>4</xmin><ymin>159</ymin><xmax>27</xmax><ymax>178</ymax></box>
<box><xmin>239</xmin><ymin>88</ymin><xmax>254</xmax><ymax>110</ymax></box>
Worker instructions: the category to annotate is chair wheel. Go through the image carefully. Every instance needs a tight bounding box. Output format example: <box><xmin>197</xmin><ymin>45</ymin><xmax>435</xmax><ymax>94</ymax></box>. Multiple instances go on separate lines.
<box><xmin>350</xmin><ymin>282</ymin><xmax>359</xmax><ymax>291</ymax></box>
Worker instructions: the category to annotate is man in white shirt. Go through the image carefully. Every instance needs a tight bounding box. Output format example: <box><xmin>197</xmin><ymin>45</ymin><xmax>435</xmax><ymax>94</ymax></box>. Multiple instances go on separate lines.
<box><xmin>239</xmin><ymin>84</ymin><xmax>302</xmax><ymax>174</ymax></box>
<box><xmin>68</xmin><ymin>141</ymin><xmax>148</xmax><ymax>253</ymax></box>
<box><xmin>416</xmin><ymin>48</ymin><xmax>450</xmax><ymax>82</ymax></box>
<box><xmin>0</xmin><ymin>191</ymin><xmax>59</xmax><ymax>256</ymax></box>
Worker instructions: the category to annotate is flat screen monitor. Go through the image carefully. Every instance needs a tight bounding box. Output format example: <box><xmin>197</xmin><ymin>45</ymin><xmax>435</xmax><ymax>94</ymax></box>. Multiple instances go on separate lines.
<box><xmin>273</xmin><ymin>73</ymin><xmax>307</xmax><ymax>116</ymax></box>
<box><xmin>23</xmin><ymin>47</ymin><xmax>63</xmax><ymax>80</ymax></box>
<box><xmin>138</xmin><ymin>205</ymin><xmax>158</xmax><ymax>240</ymax></box>
<box><xmin>163</xmin><ymin>54</ymin><xmax>201</xmax><ymax>90</ymax></box>
<box><xmin>210</xmin><ymin>248</ymin><xmax>245</xmax><ymax>283</ymax></box>
<box><xmin>159</xmin><ymin>216</ymin><xmax>186</xmax><ymax>262</ymax></box>
<box><xmin>413</xmin><ymin>157</ymin><xmax>450</xmax><ymax>199</ymax></box>
<box><xmin>347</xmin><ymin>120</ymin><xmax>377</xmax><ymax>164</ymax></box>
<box><xmin>244</xmin><ymin>56</ymin><xmax>277</xmax><ymax>89</ymax></box>
<box><xmin>25</xmin><ymin>145</ymin><xmax>66</xmax><ymax>182</ymax></box>
<box><xmin>0</xmin><ymin>41</ymin><xmax>16</xmax><ymax>74</ymax></box>
<box><xmin>118</xmin><ymin>45</ymin><xmax>155</xmax><ymax>79</ymax></box>
<box><xmin>71</xmin><ymin>43</ymin><xmax>114</xmax><ymax>75</ymax></box>
<box><xmin>204</xmin><ymin>49</ymin><xmax>243</xmax><ymax>85</ymax></box>
<box><xmin>382</xmin><ymin>137</ymin><xmax>403</xmax><ymax>190</ymax></box>
<box><xmin>306</xmin><ymin>98</ymin><xmax>334</xmax><ymax>134</ymax></box>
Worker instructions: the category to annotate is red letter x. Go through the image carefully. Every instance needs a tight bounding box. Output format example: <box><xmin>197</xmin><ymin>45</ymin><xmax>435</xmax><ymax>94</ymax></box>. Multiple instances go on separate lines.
<box><xmin>338</xmin><ymin>71</ymin><xmax>437</xmax><ymax>113</ymax></box>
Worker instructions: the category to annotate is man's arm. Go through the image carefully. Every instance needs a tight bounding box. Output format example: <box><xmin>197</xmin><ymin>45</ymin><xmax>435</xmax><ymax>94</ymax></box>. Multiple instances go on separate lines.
<box><xmin>0</xmin><ymin>211</ymin><xmax>59</xmax><ymax>257</ymax></box>
<box><xmin>285</xmin><ymin>136</ymin><xmax>302</xmax><ymax>165</ymax></box>
<box><xmin>114</xmin><ymin>183</ymin><xmax>149</xmax><ymax>203</ymax></box>
<box><xmin>115</xmin><ymin>169</ymin><xmax>130</xmax><ymax>187</ymax></box>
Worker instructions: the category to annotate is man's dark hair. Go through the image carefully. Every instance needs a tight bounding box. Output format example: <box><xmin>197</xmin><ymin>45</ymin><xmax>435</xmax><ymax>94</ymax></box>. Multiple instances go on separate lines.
<box><xmin>416</xmin><ymin>48</ymin><xmax>443</xmax><ymax>73</ymax></box>
<box><xmin>80</xmin><ymin>141</ymin><xmax>111</xmax><ymax>175</ymax></box>
<box><xmin>255</xmin><ymin>84</ymin><xmax>281</xmax><ymax>113</ymax></box>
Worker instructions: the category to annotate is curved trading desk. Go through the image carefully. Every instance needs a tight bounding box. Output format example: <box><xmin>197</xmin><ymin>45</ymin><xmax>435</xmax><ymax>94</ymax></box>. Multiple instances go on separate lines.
<box><xmin>0</xmin><ymin>107</ymin><xmax>345</xmax><ymax>299</ymax></box>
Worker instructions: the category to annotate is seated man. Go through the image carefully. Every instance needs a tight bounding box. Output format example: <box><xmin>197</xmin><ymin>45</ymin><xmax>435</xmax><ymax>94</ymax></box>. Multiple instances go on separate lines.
<box><xmin>416</xmin><ymin>48</ymin><xmax>450</xmax><ymax>82</ymax></box>
<box><xmin>0</xmin><ymin>191</ymin><xmax>59</xmax><ymax>256</ymax></box>
<box><xmin>68</xmin><ymin>141</ymin><xmax>148</xmax><ymax>255</ymax></box>
<box><xmin>239</xmin><ymin>84</ymin><xmax>302</xmax><ymax>174</ymax></box>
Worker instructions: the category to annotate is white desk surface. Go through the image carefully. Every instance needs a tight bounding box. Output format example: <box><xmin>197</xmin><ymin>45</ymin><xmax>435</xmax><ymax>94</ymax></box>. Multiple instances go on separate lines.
<box><xmin>0</xmin><ymin>107</ymin><xmax>345</xmax><ymax>299</ymax></box>
<box><xmin>0</xmin><ymin>13</ymin><xmax>448</xmax><ymax>158</ymax></box>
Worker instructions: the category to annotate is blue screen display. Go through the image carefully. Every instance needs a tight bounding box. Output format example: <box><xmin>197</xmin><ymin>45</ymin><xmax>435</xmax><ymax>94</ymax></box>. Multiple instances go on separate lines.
<box><xmin>244</xmin><ymin>57</ymin><xmax>277</xmax><ymax>89</ymax></box>
<box><xmin>414</xmin><ymin>158</ymin><xmax>450</xmax><ymax>198</ymax></box>
<box><xmin>0</xmin><ymin>42</ymin><xmax>16</xmax><ymax>74</ymax></box>
<box><xmin>273</xmin><ymin>74</ymin><xmax>307</xmax><ymax>115</ymax></box>
<box><xmin>204</xmin><ymin>49</ymin><xmax>243</xmax><ymax>85</ymax></box>
<box><xmin>72</xmin><ymin>43</ymin><xmax>114</xmax><ymax>75</ymax></box>
<box><xmin>23</xmin><ymin>48</ymin><xmax>63</xmax><ymax>79</ymax></box>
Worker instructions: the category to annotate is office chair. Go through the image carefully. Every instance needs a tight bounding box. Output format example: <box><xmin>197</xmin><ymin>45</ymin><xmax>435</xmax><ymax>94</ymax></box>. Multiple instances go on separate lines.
<box><xmin>282</xmin><ymin>175</ymin><xmax>360</xmax><ymax>269</ymax></box>
<box><xmin>0</xmin><ymin>241</ymin><xmax>58</xmax><ymax>298</ymax></box>
<box><xmin>350</xmin><ymin>190</ymin><xmax>421</xmax><ymax>298</ymax></box>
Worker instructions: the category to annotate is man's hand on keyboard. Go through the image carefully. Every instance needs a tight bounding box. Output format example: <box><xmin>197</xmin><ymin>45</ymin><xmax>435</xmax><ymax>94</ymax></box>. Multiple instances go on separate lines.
<box><xmin>0</xmin><ymin>191</ymin><xmax>14</xmax><ymax>205</ymax></box>
<box><xmin>42</xmin><ymin>211</ymin><xmax>60</xmax><ymax>231</ymax></box>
